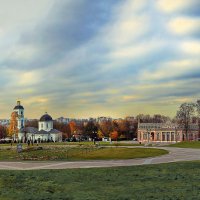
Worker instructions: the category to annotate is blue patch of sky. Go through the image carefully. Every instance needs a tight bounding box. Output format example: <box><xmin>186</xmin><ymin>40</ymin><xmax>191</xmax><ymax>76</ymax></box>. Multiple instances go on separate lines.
<box><xmin>4</xmin><ymin>0</ymin><xmax>122</xmax><ymax>71</ymax></box>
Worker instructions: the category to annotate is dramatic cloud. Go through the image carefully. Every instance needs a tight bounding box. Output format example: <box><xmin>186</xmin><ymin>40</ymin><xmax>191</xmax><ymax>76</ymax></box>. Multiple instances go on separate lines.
<box><xmin>168</xmin><ymin>17</ymin><xmax>200</xmax><ymax>35</ymax></box>
<box><xmin>157</xmin><ymin>0</ymin><xmax>200</xmax><ymax>14</ymax></box>
<box><xmin>0</xmin><ymin>0</ymin><xmax>199</xmax><ymax>119</ymax></box>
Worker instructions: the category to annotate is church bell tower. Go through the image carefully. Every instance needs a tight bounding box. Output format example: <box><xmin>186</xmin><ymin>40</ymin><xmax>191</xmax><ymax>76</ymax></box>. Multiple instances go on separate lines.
<box><xmin>13</xmin><ymin>101</ymin><xmax>25</xmax><ymax>130</ymax></box>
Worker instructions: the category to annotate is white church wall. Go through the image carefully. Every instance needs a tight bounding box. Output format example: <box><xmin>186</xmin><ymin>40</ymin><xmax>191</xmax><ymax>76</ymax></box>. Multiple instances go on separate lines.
<box><xmin>39</xmin><ymin>121</ymin><xmax>53</xmax><ymax>131</ymax></box>
<box><xmin>18</xmin><ymin>132</ymin><xmax>24</xmax><ymax>141</ymax></box>
<box><xmin>12</xmin><ymin>101</ymin><xmax>63</xmax><ymax>143</ymax></box>
<box><xmin>34</xmin><ymin>134</ymin><xmax>49</xmax><ymax>142</ymax></box>
<box><xmin>50</xmin><ymin>133</ymin><xmax>62</xmax><ymax>142</ymax></box>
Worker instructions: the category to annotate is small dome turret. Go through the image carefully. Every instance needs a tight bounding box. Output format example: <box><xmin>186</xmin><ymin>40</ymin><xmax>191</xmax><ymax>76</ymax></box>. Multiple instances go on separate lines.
<box><xmin>14</xmin><ymin>101</ymin><xmax>24</xmax><ymax>110</ymax></box>
<box><xmin>40</xmin><ymin>113</ymin><xmax>53</xmax><ymax>122</ymax></box>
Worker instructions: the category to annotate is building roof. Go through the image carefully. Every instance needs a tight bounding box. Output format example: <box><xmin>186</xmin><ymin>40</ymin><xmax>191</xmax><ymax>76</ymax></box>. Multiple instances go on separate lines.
<box><xmin>20</xmin><ymin>127</ymin><xmax>38</xmax><ymax>134</ymax></box>
<box><xmin>33</xmin><ymin>129</ymin><xmax>61</xmax><ymax>134</ymax></box>
<box><xmin>40</xmin><ymin>113</ymin><xmax>53</xmax><ymax>122</ymax></box>
<box><xmin>35</xmin><ymin>130</ymin><xmax>49</xmax><ymax>135</ymax></box>
<box><xmin>20</xmin><ymin>126</ymin><xmax>62</xmax><ymax>135</ymax></box>
<box><xmin>49</xmin><ymin>129</ymin><xmax>62</xmax><ymax>134</ymax></box>
<box><xmin>14</xmin><ymin>101</ymin><xmax>24</xmax><ymax>110</ymax></box>
<box><xmin>14</xmin><ymin>105</ymin><xmax>24</xmax><ymax>110</ymax></box>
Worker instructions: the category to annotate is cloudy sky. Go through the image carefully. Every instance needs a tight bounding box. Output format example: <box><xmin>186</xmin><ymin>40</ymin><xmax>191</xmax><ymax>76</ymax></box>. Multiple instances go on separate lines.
<box><xmin>0</xmin><ymin>0</ymin><xmax>200</xmax><ymax>119</ymax></box>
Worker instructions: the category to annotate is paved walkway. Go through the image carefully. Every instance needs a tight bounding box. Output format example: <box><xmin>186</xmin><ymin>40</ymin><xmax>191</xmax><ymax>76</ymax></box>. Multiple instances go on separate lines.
<box><xmin>0</xmin><ymin>147</ymin><xmax>200</xmax><ymax>170</ymax></box>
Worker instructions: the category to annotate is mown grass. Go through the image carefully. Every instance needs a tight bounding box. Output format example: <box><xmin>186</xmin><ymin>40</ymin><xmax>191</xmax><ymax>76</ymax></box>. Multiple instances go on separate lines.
<box><xmin>0</xmin><ymin>161</ymin><xmax>200</xmax><ymax>200</ymax></box>
<box><xmin>0</xmin><ymin>147</ymin><xmax>167</xmax><ymax>161</ymax></box>
<box><xmin>168</xmin><ymin>141</ymin><xmax>200</xmax><ymax>148</ymax></box>
<box><xmin>0</xmin><ymin>141</ymin><xmax>143</xmax><ymax>147</ymax></box>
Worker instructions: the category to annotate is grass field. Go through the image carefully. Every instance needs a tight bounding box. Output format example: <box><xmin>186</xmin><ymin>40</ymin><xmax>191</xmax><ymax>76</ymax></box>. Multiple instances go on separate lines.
<box><xmin>0</xmin><ymin>161</ymin><xmax>200</xmax><ymax>200</ymax></box>
<box><xmin>168</xmin><ymin>141</ymin><xmax>200</xmax><ymax>148</ymax></box>
<box><xmin>0</xmin><ymin>147</ymin><xmax>167</xmax><ymax>161</ymax></box>
<box><xmin>0</xmin><ymin>141</ymin><xmax>143</xmax><ymax>147</ymax></box>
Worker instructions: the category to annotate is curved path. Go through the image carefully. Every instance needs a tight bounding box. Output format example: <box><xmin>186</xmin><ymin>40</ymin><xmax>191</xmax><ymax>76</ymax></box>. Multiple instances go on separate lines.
<box><xmin>0</xmin><ymin>147</ymin><xmax>200</xmax><ymax>170</ymax></box>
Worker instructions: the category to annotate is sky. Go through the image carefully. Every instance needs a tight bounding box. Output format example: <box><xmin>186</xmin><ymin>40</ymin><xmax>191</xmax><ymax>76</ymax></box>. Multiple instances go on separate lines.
<box><xmin>0</xmin><ymin>0</ymin><xmax>200</xmax><ymax>119</ymax></box>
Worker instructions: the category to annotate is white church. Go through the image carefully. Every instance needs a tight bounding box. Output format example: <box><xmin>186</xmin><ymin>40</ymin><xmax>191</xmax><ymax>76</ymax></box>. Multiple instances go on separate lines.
<box><xmin>13</xmin><ymin>101</ymin><xmax>62</xmax><ymax>142</ymax></box>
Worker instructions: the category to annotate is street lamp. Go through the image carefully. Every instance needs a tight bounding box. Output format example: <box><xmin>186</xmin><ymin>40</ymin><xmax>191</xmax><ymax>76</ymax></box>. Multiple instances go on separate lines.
<box><xmin>92</xmin><ymin>131</ymin><xmax>96</xmax><ymax>144</ymax></box>
<box><xmin>31</xmin><ymin>133</ymin><xmax>34</xmax><ymax>145</ymax></box>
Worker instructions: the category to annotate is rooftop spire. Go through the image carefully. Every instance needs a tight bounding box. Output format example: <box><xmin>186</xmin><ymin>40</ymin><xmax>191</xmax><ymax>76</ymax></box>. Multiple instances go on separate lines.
<box><xmin>17</xmin><ymin>100</ymin><xmax>21</xmax><ymax>106</ymax></box>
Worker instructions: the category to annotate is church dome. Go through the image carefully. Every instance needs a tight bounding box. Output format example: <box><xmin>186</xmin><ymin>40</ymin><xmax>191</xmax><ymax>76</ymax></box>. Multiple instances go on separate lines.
<box><xmin>14</xmin><ymin>101</ymin><xmax>24</xmax><ymax>110</ymax></box>
<box><xmin>40</xmin><ymin>113</ymin><xmax>53</xmax><ymax>122</ymax></box>
<box><xmin>14</xmin><ymin>105</ymin><xmax>24</xmax><ymax>110</ymax></box>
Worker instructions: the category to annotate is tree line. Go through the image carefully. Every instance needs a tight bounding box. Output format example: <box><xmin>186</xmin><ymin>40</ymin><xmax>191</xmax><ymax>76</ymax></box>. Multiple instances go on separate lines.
<box><xmin>54</xmin><ymin>119</ymin><xmax>138</xmax><ymax>141</ymax></box>
<box><xmin>1</xmin><ymin>99</ymin><xmax>199</xmax><ymax>141</ymax></box>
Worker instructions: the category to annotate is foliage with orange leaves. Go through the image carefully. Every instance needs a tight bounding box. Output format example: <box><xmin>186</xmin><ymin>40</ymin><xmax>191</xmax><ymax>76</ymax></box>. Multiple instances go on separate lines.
<box><xmin>110</xmin><ymin>131</ymin><xmax>118</xmax><ymax>141</ymax></box>
<box><xmin>97</xmin><ymin>129</ymin><xmax>104</xmax><ymax>139</ymax></box>
<box><xmin>8</xmin><ymin>111</ymin><xmax>19</xmax><ymax>138</ymax></box>
<box><xmin>69</xmin><ymin>121</ymin><xmax>77</xmax><ymax>134</ymax></box>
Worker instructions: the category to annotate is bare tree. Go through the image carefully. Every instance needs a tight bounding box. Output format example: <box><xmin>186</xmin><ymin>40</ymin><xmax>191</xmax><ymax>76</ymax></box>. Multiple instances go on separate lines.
<box><xmin>196</xmin><ymin>100</ymin><xmax>200</xmax><ymax>138</ymax></box>
<box><xmin>176</xmin><ymin>102</ymin><xmax>196</xmax><ymax>141</ymax></box>
<box><xmin>136</xmin><ymin>114</ymin><xmax>171</xmax><ymax>123</ymax></box>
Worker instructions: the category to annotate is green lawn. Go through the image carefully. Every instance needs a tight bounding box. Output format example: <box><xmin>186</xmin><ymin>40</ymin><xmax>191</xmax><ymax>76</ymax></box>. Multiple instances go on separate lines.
<box><xmin>0</xmin><ymin>147</ymin><xmax>167</xmax><ymax>161</ymax></box>
<box><xmin>168</xmin><ymin>141</ymin><xmax>200</xmax><ymax>148</ymax></box>
<box><xmin>0</xmin><ymin>141</ymin><xmax>143</xmax><ymax>147</ymax></box>
<box><xmin>0</xmin><ymin>161</ymin><xmax>200</xmax><ymax>200</ymax></box>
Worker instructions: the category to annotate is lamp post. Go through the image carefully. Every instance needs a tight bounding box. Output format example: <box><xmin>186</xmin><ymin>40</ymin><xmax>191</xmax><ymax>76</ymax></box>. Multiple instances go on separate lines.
<box><xmin>92</xmin><ymin>131</ymin><xmax>95</xmax><ymax>144</ymax></box>
<box><xmin>31</xmin><ymin>134</ymin><xmax>34</xmax><ymax>146</ymax></box>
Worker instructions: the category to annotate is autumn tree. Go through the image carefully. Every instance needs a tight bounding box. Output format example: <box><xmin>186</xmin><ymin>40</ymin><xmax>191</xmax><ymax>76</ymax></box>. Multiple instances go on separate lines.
<box><xmin>69</xmin><ymin>121</ymin><xmax>77</xmax><ymax>135</ymax></box>
<box><xmin>110</xmin><ymin>131</ymin><xmax>118</xmax><ymax>141</ymax></box>
<box><xmin>9</xmin><ymin>111</ymin><xmax>19</xmax><ymax>139</ymax></box>
<box><xmin>118</xmin><ymin>120</ymin><xmax>131</xmax><ymax>139</ymax></box>
<box><xmin>0</xmin><ymin>125</ymin><xmax>8</xmax><ymax>139</ymax></box>
<box><xmin>83</xmin><ymin>121</ymin><xmax>98</xmax><ymax>139</ymax></box>
<box><xmin>99</xmin><ymin>121</ymin><xmax>113</xmax><ymax>137</ymax></box>
<box><xmin>176</xmin><ymin>102</ymin><xmax>196</xmax><ymax>141</ymax></box>
<box><xmin>75</xmin><ymin>123</ymin><xmax>84</xmax><ymax>135</ymax></box>
<box><xmin>25</xmin><ymin>119</ymin><xmax>38</xmax><ymax>128</ymax></box>
<box><xmin>53</xmin><ymin>121</ymin><xmax>71</xmax><ymax>139</ymax></box>
<box><xmin>112</xmin><ymin>120</ymin><xmax>119</xmax><ymax>132</ymax></box>
<box><xmin>97</xmin><ymin>129</ymin><xmax>104</xmax><ymax>139</ymax></box>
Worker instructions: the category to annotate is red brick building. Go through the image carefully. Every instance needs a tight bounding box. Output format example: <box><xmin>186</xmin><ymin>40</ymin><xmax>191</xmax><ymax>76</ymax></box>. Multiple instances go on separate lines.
<box><xmin>137</xmin><ymin>122</ymin><xmax>199</xmax><ymax>143</ymax></box>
